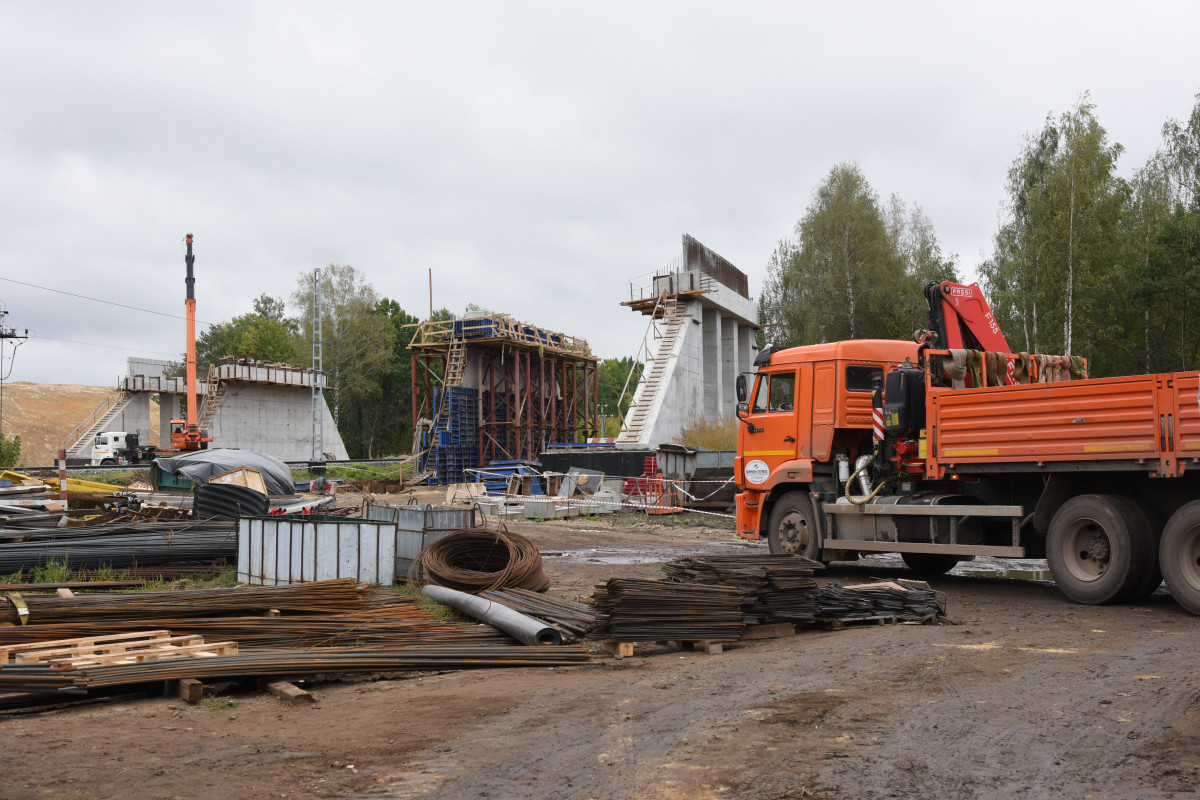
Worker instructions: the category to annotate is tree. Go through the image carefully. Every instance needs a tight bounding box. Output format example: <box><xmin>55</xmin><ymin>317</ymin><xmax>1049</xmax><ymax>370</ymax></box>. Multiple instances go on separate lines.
<box><xmin>597</xmin><ymin>356</ymin><xmax>642</xmax><ymax>435</ymax></box>
<box><xmin>195</xmin><ymin>311</ymin><xmax>296</xmax><ymax>369</ymax></box>
<box><xmin>759</xmin><ymin>164</ymin><xmax>914</xmax><ymax>346</ymax></box>
<box><xmin>0</xmin><ymin>432</ymin><xmax>21</xmax><ymax>469</ymax></box>
<box><xmin>981</xmin><ymin>98</ymin><xmax>1126</xmax><ymax>371</ymax></box>
<box><xmin>886</xmin><ymin>194</ymin><xmax>959</xmax><ymax>332</ymax></box>
<box><xmin>291</xmin><ymin>265</ymin><xmax>395</xmax><ymax>454</ymax></box>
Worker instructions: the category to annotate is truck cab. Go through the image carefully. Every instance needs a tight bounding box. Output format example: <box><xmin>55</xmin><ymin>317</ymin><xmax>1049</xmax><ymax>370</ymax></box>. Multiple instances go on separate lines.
<box><xmin>91</xmin><ymin>431</ymin><xmax>130</xmax><ymax>466</ymax></box>
<box><xmin>734</xmin><ymin>339</ymin><xmax>918</xmax><ymax>552</ymax></box>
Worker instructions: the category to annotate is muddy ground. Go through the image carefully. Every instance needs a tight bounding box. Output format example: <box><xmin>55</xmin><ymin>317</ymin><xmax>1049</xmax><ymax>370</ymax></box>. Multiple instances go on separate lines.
<box><xmin>4</xmin><ymin>506</ymin><xmax>1200</xmax><ymax>800</ymax></box>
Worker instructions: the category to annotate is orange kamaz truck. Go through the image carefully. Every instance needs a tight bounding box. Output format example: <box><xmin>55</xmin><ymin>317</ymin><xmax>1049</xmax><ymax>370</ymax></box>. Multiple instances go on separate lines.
<box><xmin>735</xmin><ymin>281</ymin><xmax>1200</xmax><ymax>613</ymax></box>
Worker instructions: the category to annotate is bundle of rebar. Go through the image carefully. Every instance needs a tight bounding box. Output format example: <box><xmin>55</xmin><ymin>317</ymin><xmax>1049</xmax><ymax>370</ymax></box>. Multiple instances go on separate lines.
<box><xmin>0</xmin><ymin>644</ymin><xmax>592</xmax><ymax>695</ymax></box>
<box><xmin>0</xmin><ymin>520</ymin><xmax>236</xmax><ymax>574</ymax></box>
<box><xmin>410</xmin><ymin>529</ymin><xmax>550</xmax><ymax>592</ymax></box>
<box><xmin>590</xmin><ymin>579</ymin><xmax>745</xmax><ymax>642</ymax></box>
<box><xmin>0</xmin><ymin>578</ymin><xmax>368</xmax><ymax>625</ymax></box>
<box><xmin>815</xmin><ymin>580</ymin><xmax>946</xmax><ymax>619</ymax></box>
<box><xmin>661</xmin><ymin>554</ymin><xmax>823</xmax><ymax>625</ymax></box>
<box><xmin>479</xmin><ymin>588</ymin><xmax>596</xmax><ymax>642</ymax></box>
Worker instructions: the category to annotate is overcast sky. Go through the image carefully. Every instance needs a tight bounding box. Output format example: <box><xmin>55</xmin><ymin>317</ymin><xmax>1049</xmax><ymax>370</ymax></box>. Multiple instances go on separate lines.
<box><xmin>1</xmin><ymin>1</ymin><xmax>1197</xmax><ymax>388</ymax></box>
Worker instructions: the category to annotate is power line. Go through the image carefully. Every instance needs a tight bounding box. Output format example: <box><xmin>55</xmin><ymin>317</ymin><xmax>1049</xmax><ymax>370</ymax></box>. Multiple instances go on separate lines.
<box><xmin>0</xmin><ymin>276</ymin><xmax>214</xmax><ymax>326</ymax></box>
<box><xmin>30</xmin><ymin>334</ymin><xmax>181</xmax><ymax>358</ymax></box>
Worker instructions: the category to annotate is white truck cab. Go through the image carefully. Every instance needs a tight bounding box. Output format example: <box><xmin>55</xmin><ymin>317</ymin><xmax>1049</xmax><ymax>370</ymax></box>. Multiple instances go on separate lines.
<box><xmin>91</xmin><ymin>431</ymin><xmax>130</xmax><ymax>466</ymax></box>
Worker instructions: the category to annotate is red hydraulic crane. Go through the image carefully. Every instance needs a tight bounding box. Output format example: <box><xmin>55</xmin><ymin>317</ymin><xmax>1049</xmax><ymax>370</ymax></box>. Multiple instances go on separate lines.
<box><xmin>170</xmin><ymin>233</ymin><xmax>212</xmax><ymax>451</ymax></box>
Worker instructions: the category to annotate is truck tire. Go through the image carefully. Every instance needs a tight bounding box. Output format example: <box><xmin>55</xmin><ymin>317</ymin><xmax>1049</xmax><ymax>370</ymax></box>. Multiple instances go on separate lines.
<box><xmin>1160</xmin><ymin>500</ymin><xmax>1200</xmax><ymax>615</ymax></box>
<box><xmin>901</xmin><ymin>552</ymin><xmax>960</xmax><ymax>576</ymax></box>
<box><xmin>101</xmin><ymin>458</ymin><xmax>116</xmax><ymax>466</ymax></box>
<box><xmin>767</xmin><ymin>492</ymin><xmax>823</xmax><ymax>562</ymax></box>
<box><xmin>1046</xmin><ymin>494</ymin><xmax>1154</xmax><ymax>605</ymax></box>
<box><xmin>1113</xmin><ymin>497</ymin><xmax>1163</xmax><ymax>600</ymax></box>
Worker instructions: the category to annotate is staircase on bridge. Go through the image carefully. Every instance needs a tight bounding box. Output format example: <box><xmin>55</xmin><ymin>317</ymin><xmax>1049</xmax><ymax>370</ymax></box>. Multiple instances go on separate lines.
<box><xmin>63</xmin><ymin>389</ymin><xmax>135</xmax><ymax>460</ymax></box>
<box><xmin>617</xmin><ymin>294</ymin><xmax>687</xmax><ymax>444</ymax></box>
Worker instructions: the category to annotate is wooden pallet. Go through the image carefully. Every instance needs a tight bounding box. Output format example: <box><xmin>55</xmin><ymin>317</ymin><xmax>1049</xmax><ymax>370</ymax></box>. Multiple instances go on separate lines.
<box><xmin>739</xmin><ymin>622</ymin><xmax>797</xmax><ymax>641</ymax></box>
<box><xmin>814</xmin><ymin>615</ymin><xmax>897</xmax><ymax>631</ymax></box>
<box><xmin>2</xmin><ymin>630</ymin><xmax>237</xmax><ymax>669</ymax></box>
<box><xmin>601</xmin><ymin>639</ymin><xmax>729</xmax><ymax>658</ymax></box>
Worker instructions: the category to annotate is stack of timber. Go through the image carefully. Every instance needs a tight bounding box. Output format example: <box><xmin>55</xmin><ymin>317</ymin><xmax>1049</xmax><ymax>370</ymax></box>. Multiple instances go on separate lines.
<box><xmin>662</xmin><ymin>554</ymin><xmax>824</xmax><ymax>625</ymax></box>
<box><xmin>590</xmin><ymin>579</ymin><xmax>745</xmax><ymax>642</ymax></box>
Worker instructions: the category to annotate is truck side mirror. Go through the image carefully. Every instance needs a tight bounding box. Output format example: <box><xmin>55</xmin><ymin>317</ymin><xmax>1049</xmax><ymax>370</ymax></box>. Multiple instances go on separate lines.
<box><xmin>736</xmin><ymin>401</ymin><xmax>749</xmax><ymax>417</ymax></box>
<box><xmin>735</xmin><ymin>374</ymin><xmax>747</xmax><ymax>403</ymax></box>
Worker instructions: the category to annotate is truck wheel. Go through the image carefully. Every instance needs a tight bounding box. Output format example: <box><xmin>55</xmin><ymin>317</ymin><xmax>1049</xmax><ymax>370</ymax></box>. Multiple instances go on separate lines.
<box><xmin>767</xmin><ymin>492</ymin><xmax>823</xmax><ymax>562</ymax></box>
<box><xmin>101</xmin><ymin>458</ymin><xmax>116</xmax><ymax>466</ymax></box>
<box><xmin>1160</xmin><ymin>500</ymin><xmax>1200</xmax><ymax>615</ymax></box>
<box><xmin>901</xmin><ymin>552</ymin><xmax>960</xmax><ymax>576</ymax></box>
<box><xmin>1046</xmin><ymin>494</ymin><xmax>1154</xmax><ymax>605</ymax></box>
<box><xmin>1113</xmin><ymin>497</ymin><xmax>1163</xmax><ymax>600</ymax></box>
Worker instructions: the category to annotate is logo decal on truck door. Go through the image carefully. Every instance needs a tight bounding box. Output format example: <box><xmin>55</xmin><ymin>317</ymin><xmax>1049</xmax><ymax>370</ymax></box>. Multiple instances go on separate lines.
<box><xmin>745</xmin><ymin>459</ymin><xmax>770</xmax><ymax>484</ymax></box>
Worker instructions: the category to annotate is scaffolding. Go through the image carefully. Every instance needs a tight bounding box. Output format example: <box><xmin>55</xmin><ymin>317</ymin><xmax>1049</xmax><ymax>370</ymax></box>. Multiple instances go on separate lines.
<box><xmin>410</xmin><ymin>313</ymin><xmax>600</xmax><ymax>483</ymax></box>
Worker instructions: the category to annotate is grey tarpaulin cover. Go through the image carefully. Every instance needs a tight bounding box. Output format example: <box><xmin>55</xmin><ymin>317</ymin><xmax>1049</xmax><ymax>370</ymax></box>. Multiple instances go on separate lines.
<box><xmin>151</xmin><ymin>450</ymin><xmax>295</xmax><ymax>496</ymax></box>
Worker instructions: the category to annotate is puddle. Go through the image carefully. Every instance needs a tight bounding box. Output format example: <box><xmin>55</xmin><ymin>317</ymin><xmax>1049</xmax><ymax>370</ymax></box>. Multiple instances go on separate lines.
<box><xmin>546</xmin><ymin>542</ymin><xmax>752</xmax><ymax>565</ymax></box>
<box><xmin>849</xmin><ymin>553</ymin><xmax>1056</xmax><ymax>583</ymax></box>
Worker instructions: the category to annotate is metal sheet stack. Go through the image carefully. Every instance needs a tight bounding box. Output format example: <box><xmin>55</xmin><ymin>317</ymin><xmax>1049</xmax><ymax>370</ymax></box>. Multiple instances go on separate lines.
<box><xmin>815</xmin><ymin>580</ymin><xmax>947</xmax><ymax>620</ymax></box>
<box><xmin>661</xmin><ymin>554</ymin><xmax>824</xmax><ymax>625</ymax></box>
<box><xmin>590</xmin><ymin>579</ymin><xmax>745</xmax><ymax>642</ymax></box>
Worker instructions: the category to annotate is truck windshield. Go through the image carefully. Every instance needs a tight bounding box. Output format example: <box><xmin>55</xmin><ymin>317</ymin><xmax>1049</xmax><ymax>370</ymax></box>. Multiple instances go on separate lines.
<box><xmin>752</xmin><ymin>372</ymin><xmax>795</xmax><ymax>413</ymax></box>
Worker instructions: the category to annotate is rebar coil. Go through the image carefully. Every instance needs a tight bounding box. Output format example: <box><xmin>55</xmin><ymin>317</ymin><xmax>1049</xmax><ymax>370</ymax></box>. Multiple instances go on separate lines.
<box><xmin>409</xmin><ymin>529</ymin><xmax>550</xmax><ymax>593</ymax></box>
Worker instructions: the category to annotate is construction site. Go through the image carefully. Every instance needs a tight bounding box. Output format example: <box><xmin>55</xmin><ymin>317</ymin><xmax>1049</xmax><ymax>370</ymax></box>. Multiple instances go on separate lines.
<box><xmin>0</xmin><ymin>229</ymin><xmax>1198</xmax><ymax>800</ymax></box>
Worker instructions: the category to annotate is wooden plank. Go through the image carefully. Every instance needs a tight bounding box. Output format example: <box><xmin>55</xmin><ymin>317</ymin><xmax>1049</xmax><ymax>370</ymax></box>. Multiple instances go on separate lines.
<box><xmin>261</xmin><ymin>679</ymin><xmax>315</xmax><ymax>704</ymax></box>
<box><xmin>168</xmin><ymin>678</ymin><xmax>205</xmax><ymax>703</ymax></box>
<box><xmin>601</xmin><ymin>640</ymin><xmax>634</xmax><ymax>658</ymax></box>
<box><xmin>54</xmin><ymin>588</ymin><xmax>76</xmax><ymax>599</ymax></box>
<box><xmin>815</xmin><ymin>615</ymin><xmax>897</xmax><ymax>631</ymax></box>
<box><xmin>740</xmin><ymin>623</ymin><xmax>797</xmax><ymax>641</ymax></box>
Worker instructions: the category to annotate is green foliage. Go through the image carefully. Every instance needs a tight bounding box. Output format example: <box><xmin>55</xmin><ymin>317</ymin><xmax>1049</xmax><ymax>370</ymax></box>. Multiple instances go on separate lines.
<box><xmin>197</xmin><ymin>696</ymin><xmax>243</xmax><ymax>711</ymax></box>
<box><xmin>982</xmin><ymin>93</ymin><xmax>1200</xmax><ymax>375</ymax></box>
<box><xmin>291</xmin><ymin>265</ymin><xmax>397</xmax><ymax>457</ymax></box>
<box><xmin>196</xmin><ymin>310</ymin><xmax>297</xmax><ymax>369</ymax></box>
<box><xmin>31</xmin><ymin>558</ymin><xmax>73</xmax><ymax>584</ymax></box>
<box><xmin>0</xmin><ymin>432</ymin><xmax>21</xmax><ymax>469</ymax></box>
<box><xmin>392</xmin><ymin>582</ymin><xmax>462</xmax><ymax>621</ymax></box>
<box><xmin>597</xmin><ymin>356</ymin><xmax>642</xmax><ymax>432</ymax></box>
<box><xmin>760</xmin><ymin>163</ymin><xmax>937</xmax><ymax>346</ymax></box>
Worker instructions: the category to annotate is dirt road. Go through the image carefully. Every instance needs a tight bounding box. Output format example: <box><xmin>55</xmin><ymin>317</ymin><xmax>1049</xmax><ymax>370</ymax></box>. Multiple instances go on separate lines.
<box><xmin>4</xmin><ymin>512</ymin><xmax>1199</xmax><ymax>800</ymax></box>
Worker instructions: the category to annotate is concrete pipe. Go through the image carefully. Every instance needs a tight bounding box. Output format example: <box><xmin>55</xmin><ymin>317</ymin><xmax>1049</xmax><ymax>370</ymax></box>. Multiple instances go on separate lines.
<box><xmin>420</xmin><ymin>584</ymin><xmax>563</xmax><ymax>646</ymax></box>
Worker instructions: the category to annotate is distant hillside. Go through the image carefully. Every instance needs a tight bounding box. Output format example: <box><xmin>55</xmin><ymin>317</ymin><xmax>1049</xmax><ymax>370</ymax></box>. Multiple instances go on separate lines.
<box><xmin>0</xmin><ymin>382</ymin><xmax>159</xmax><ymax>467</ymax></box>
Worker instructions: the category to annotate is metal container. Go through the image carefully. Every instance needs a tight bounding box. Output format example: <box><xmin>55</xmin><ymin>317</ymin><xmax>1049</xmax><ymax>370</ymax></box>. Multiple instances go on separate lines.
<box><xmin>237</xmin><ymin>516</ymin><xmax>398</xmax><ymax>586</ymax></box>
<box><xmin>657</xmin><ymin>445</ymin><xmax>737</xmax><ymax>509</ymax></box>
<box><xmin>366</xmin><ymin>504</ymin><xmax>477</xmax><ymax>578</ymax></box>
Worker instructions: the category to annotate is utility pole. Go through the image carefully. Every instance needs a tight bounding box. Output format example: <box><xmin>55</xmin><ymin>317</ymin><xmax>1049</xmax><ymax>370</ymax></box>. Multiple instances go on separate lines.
<box><xmin>0</xmin><ymin>310</ymin><xmax>29</xmax><ymax>436</ymax></box>
<box><xmin>311</xmin><ymin>267</ymin><xmax>324</xmax><ymax>464</ymax></box>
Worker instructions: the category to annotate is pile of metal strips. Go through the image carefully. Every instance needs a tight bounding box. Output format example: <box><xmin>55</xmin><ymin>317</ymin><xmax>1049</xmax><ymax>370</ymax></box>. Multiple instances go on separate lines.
<box><xmin>815</xmin><ymin>581</ymin><xmax>947</xmax><ymax>619</ymax></box>
<box><xmin>661</xmin><ymin>554</ymin><xmax>824</xmax><ymax>625</ymax></box>
<box><xmin>0</xmin><ymin>644</ymin><xmax>590</xmax><ymax>695</ymax></box>
<box><xmin>410</xmin><ymin>529</ymin><xmax>551</xmax><ymax>592</ymax></box>
<box><xmin>0</xmin><ymin>519</ymin><xmax>236</xmax><ymax>573</ymax></box>
<box><xmin>590</xmin><ymin>579</ymin><xmax>745</xmax><ymax>642</ymax></box>
<box><xmin>0</xmin><ymin>578</ymin><xmax>369</xmax><ymax>625</ymax></box>
<box><xmin>479</xmin><ymin>588</ymin><xmax>597</xmax><ymax>642</ymax></box>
